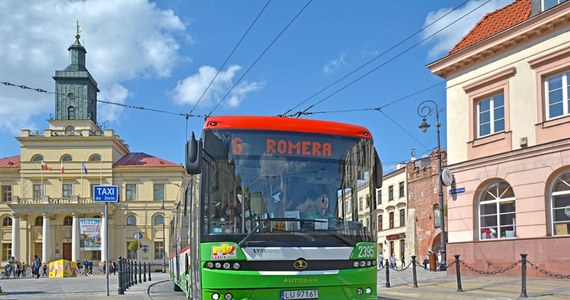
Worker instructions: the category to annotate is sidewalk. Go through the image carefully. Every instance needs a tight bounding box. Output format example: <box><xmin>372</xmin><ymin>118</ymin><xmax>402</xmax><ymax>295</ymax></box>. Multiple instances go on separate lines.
<box><xmin>378</xmin><ymin>268</ymin><xmax>570</xmax><ymax>299</ymax></box>
<box><xmin>0</xmin><ymin>271</ymin><xmax>170</xmax><ymax>299</ymax></box>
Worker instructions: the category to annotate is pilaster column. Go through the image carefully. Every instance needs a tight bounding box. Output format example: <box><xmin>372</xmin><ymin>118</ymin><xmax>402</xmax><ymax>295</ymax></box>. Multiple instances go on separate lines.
<box><xmin>101</xmin><ymin>212</ymin><xmax>107</xmax><ymax>263</ymax></box>
<box><xmin>72</xmin><ymin>213</ymin><xmax>80</xmax><ymax>262</ymax></box>
<box><xmin>42</xmin><ymin>214</ymin><xmax>51</xmax><ymax>263</ymax></box>
<box><xmin>11</xmin><ymin>214</ymin><xmax>20</xmax><ymax>260</ymax></box>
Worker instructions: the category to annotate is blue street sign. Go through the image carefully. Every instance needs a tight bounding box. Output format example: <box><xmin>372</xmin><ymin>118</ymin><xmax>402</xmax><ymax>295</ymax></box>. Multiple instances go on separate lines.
<box><xmin>449</xmin><ymin>187</ymin><xmax>465</xmax><ymax>195</ymax></box>
<box><xmin>93</xmin><ymin>185</ymin><xmax>119</xmax><ymax>202</ymax></box>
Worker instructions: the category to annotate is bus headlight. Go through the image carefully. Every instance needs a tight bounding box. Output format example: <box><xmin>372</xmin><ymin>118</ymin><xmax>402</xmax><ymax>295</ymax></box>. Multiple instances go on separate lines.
<box><xmin>206</xmin><ymin>262</ymin><xmax>214</xmax><ymax>269</ymax></box>
<box><xmin>212</xmin><ymin>293</ymin><xmax>220</xmax><ymax>300</ymax></box>
<box><xmin>224</xmin><ymin>293</ymin><xmax>233</xmax><ymax>300</ymax></box>
<box><xmin>365</xmin><ymin>287</ymin><xmax>372</xmax><ymax>294</ymax></box>
<box><xmin>356</xmin><ymin>288</ymin><xmax>363</xmax><ymax>295</ymax></box>
<box><xmin>359</xmin><ymin>261</ymin><xmax>366</xmax><ymax>267</ymax></box>
<box><xmin>215</xmin><ymin>262</ymin><xmax>222</xmax><ymax>269</ymax></box>
<box><xmin>222</xmin><ymin>262</ymin><xmax>231</xmax><ymax>269</ymax></box>
<box><xmin>353</xmin><ymin>261</ymin><xmax>360</xmax><ymax>268</ymax></box>
<box><xmin>232</xmin><ymin>262</ymin><xmax>241</xmax><ymax>270</ymax></box>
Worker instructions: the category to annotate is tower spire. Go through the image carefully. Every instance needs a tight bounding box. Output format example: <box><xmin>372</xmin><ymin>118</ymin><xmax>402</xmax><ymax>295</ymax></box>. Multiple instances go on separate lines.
<box><xmin>75</xmin><ymin>20</ymin><xmax>82</xmax><ymax>41</ymax></box>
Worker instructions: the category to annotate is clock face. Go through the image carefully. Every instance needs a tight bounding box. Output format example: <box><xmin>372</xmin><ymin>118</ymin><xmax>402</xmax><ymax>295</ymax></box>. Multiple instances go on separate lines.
<box><xmin>441</xmin><ymin>168</ymin><xmax>454</xmax><ymax>186</ymax></box>
<box><xmin>67</xmin><ymin>92</ymin><xmax>75</xmax><ymax>100</ymax></box>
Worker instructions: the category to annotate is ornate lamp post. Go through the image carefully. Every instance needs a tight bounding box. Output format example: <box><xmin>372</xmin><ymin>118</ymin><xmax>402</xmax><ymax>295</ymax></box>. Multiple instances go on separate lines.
<box><xmin>417</xmin><ymin>100</ymin><xmax>446</xmax><ymax>271</ymax></box>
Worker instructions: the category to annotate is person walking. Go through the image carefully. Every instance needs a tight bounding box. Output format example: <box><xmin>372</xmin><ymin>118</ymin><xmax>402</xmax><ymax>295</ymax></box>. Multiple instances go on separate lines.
<box><xmin>378</xmin><ymin>253</ymin><xmax>384</xmax><ymax>270</ymax></box>
<box><xmin>41</xmin><ymin>263</ymin><xmax>48</xmax><ymax>277</ymax></box>
<box><xmin>111</xmin><ymin>260</ymin><xmax>117</xmax><ymax>275</ymax></box>
<box><xmin>33</xmin><ymin>255</ymin><xmax>41</xmax><ymax>279</ymax></box>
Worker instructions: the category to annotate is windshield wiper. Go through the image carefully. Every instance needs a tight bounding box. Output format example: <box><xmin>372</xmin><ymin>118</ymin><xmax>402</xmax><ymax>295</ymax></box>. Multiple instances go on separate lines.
<box><xmin>238</xmin><ymin>217</ymin><xmax>323</xmax><ymax>247</ymax></box>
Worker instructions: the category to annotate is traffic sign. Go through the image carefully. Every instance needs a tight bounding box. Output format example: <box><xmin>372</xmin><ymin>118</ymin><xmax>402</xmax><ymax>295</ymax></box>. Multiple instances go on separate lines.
<box><xmin>449</xmin><ymin>187</ymin><xmax>465</xmax><ymax>195</ymax></box>
<box><xmin>93</xmin><ymin>185</ymin><xmax>119</xmax><ymax>202</ymax></box>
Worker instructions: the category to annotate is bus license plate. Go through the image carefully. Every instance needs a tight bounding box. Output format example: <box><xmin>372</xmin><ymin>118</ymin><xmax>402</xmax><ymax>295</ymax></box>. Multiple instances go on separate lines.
<box><xmin>281</xmin><ymin>289</ymin><xmax>318</xmax><ymax>299</ymax></box>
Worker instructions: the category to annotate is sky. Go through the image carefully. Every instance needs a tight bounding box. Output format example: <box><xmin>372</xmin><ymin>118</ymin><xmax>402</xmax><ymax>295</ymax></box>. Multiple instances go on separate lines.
<box><xmin>0</xmin><ymin>0</ymin><xmax>515</xmax><ymax>173</ymax></box>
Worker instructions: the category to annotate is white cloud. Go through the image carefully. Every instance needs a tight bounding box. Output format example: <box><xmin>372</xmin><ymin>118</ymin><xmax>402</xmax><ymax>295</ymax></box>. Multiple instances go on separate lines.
<box><xmin>323</xmin><ymin>51</ymin><xmax>348</xmax><ymax>75</ymax></box>
<box><xmin>423</xmin><ymin>0</ymin><xmax>515</xmax><ymax>60</ymax></box>
<box><xmin>0</xmin><ymin>0</ymin><xmax>186</xmax><ymax>132</ymax></box>
<box><xmin>172</xmin><ymin>65</ymin><xmax>263</xmax><ymax>110</ymax></box>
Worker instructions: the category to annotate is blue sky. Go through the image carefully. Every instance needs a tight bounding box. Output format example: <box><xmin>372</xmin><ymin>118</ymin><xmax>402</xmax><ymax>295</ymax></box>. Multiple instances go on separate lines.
<box><xmin>0</xmin><ymin>0</ymin><xmax>513</xmax><ymax>173</ymax></box>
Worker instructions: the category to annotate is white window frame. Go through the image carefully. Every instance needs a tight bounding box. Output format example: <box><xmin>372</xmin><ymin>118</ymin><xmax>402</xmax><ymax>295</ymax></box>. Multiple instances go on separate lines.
<box><xmin>126</xmin><ymin>184</ymin><xmax>137</xmax><ymax>201</ymax></box>
<box><xmin>544</xmin><ymin>71</ymin><xmax>570</xmax><ymax>120</ymax></box>
<box><xmin>542</xmin><ymin>0</ymin><xmax>566</xmax><ymax>11</ymax></box>
<box><xmin>551</xmin><ymin>170</ymin><xmax>570</xmax><ymax>236</ymax></box>
<box><xmin>62</xmin><ymin>183</ymin><xmax>74</xmax><ymax>198</ymax></box>
<box><xmin>477</xmin><ymin>93</ymin><xmax>505</xmax><ymax>138</ymax></box>
<box><xmin>479</xmin><ymin>181</ymin><xmax>516</xmax><ymax>240</ymax></box>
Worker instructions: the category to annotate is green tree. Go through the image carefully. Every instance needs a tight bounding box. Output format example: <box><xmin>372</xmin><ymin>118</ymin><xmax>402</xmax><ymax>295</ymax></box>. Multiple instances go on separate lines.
<box><xmin>128</xmin><ymin>239</ymin><xmax>139</xmax><ymax>251</ymax></box>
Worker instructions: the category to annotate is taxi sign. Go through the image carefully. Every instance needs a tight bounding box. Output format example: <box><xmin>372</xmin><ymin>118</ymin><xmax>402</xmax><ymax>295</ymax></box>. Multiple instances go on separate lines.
<box><xmin>93</xmin><ymin>185</ymin><xmax>119</xmax><ymax>202</ymax></box>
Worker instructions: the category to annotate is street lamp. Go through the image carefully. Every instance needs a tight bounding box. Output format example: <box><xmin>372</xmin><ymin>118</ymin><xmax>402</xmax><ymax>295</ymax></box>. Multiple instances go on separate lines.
<box><xmin>417</xmin><ymin>100</ymin><xmax>446</xmax><ymax>271</ymax></box>
<box><xmin>161</xmin><ymin>198</ymin><xmax>166</xmax><ymax>273</ymax></box>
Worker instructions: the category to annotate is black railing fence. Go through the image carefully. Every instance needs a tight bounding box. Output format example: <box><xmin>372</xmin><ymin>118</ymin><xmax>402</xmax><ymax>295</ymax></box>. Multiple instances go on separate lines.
<box><xmin>117</xmin><ymin>257</ymin><xmax>152</xmax><ymax>295</ymax></box>
<box><xmin>381</xmin><ymin>253</ymin><xmax>569</xmax><ymax>298</ymax></box>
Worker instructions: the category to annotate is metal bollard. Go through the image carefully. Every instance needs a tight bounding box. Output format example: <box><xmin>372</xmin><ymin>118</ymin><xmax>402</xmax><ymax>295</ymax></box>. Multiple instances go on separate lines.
<box><xmin>118</xmin><ymin>257</ymin><xmax>124</xmax><ymax>295</ymax></box>
<box><xmin>455</xmin><ymin>255</ymin><xmax>463</xmax><ymax>292</ymax></box>
<box><xmin>148</xmin><ymin>263</ymin><xmax>152</xmax><ymax>281</ymax></box>
<box><xmin>132</xmin><ymin>260</ymin><xmax>136</xmax><ymax>286</ymax></box>
<box><xmin>385</xmin><ymin>258</ymin><xmax>390</xmax><ymax>288</ymax></box>
<box><xmin>520</xmin><ymin>253</ymin><xmax>528</xmax><ymax>298</ymax></box>
<box><xmin>129</xmin><ymin>260</ymin><xmax>134</xmax><ymax>287</ymax></box>
<box><xmin>139</xmin><ymin>261</ymin><xmax>142</xmax><ymax>284</ymax></box>
<box><xmin>411</xmin><ymin>255</ymin><xmax>418</xmax><ymax>288</ymax></box>
<box><xmin>143</xmin><ymin>262</ymin><xmax>147</xmax><ymax>282</ymax></box>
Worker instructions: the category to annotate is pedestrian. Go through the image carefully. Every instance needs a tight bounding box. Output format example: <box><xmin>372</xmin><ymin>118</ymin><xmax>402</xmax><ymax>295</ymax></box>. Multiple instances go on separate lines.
<box><xmin>83</xmin><ymin>259</ymin><xmax>89</xmax><ymax>276</ymax></box>
<box><xmin>33</xmin><ymin>255</ymin><xmax>41</xmax><ymax>279</ymax></box>
<box><xmin>111</xmin><ymin>260</ymin><xmax>117</xmax><ymax>275</ymax></box>
<box><xmin>390</xmin><ymin>253</ymin><xmax>397</xmax><ymax>268</ymax></box>
<box><xmin>378</xmin><ymin>253</ymin><xmax>384</xmax><ymax>270</ymax></box>
<box><xmin>41</xmin><ymin>263</ymin><xmax>48</xmax><ymax>277</ymax></box>
<box><xmin>422</xmin><ymin>256</ymin><xmax>429</xmax><ymax>269</ymax></box>
<box><xmin>437</xmin><ymin>251</ymin><xmax>442</xmax><ymax>271</ymax></box>
<box><xmin>87</xmin><ymin>260</ymin><xmax>93</xmax><ymax>276</ymax></box>
<box><xmin>401</xmin><ymin>255</ymin><xmax>405</xmax><ymax>268</ymax></box>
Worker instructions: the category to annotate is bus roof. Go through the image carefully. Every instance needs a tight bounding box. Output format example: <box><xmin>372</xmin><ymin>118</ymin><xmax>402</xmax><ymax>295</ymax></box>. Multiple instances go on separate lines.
<box><xmin>203</xmin><ymin>116</ymin><xmax>372</xmax><ymax>139</ymax></box>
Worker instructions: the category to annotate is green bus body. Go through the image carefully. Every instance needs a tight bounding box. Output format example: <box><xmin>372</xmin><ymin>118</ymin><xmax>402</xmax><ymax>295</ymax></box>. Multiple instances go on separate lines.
<box><xmin>170</xmin><ymin>116</ymin><xmax>381</xmax><ymax>300</ymax></box>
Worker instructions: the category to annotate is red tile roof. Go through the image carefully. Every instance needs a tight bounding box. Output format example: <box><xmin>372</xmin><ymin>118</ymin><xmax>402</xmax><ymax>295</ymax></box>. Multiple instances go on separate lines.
<box><xmin>114</xmin><ymin>152</ymin><xmax>180</xmax><ymax>167</ymax></box>
<box><xmin>0</xmin><ymin>155</ymin><xmax>20</xmax><ymax>168</ymax></box>
<box><xmin>449</xmin><ymin>0</ymin><xmax>531</xmax><ymax>55</ymax></box>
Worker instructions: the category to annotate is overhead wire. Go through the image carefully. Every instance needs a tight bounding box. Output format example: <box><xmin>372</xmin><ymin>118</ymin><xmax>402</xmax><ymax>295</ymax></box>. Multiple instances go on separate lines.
<box><xmin>188</xmin><ymin>0</ymin><xmax>272</xmax><ymax>115</ymax></box>
<box><xmin>207</xmin><ymin>0</ymin><xmax>313</xmax><ymax>117</ymax></box>
<box><xmin>284</xmin><ymin>0</ymin><xmax>491</xmax><ymax>118</ymax></box>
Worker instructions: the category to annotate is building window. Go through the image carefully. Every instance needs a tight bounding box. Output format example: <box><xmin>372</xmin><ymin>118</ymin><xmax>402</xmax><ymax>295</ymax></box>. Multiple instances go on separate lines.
<box><xmin>65</xmin><ymin>126</ymin><xmax>75</xmax><ymax>135</ymax></box>
<box><xmin>126</xmin><ymin>184</ymin><xmax>137</xmax><ymax>201</ymax></box>
<box><xmin>1</xmin><ymin>185</ymin><xmax>11</xmax><ymax>202</ymax></box>
<box><xmin>90</xmin><ymin>251</ymin><xmax>101</xmax><ymax>260</ymax></box>
<box><xmin>358</xmin><ymin>197</ymin><xmax>364</xmax><ymax>211</ymax></box>
<box><xmin>63</xmin><ymin>216</ymin><xmax>73</xmax><ymax>226</ymax></box>
<box><xmin>388</xmin><ymin>186</ymin><xmax>394</xmax><ymax>201</ymax></box>
<box><xmin>3</xmin><ymin>217</ymin><xmax>12</xmax><ymax>227</ymax></box>
<box><xmin>399</xmin><ymin>209</ymin><xmax>406</xmax><ymax>227</ymax></box>
<box><xmin>62</xmin><ymin>184</ymin><xmax>73</xmax><ymax>198</ymax></box>
<box><xmin>126</xmin><ymin>215</ymin><xmax>136</xmax><ymax>226</ymax></box>
<box><xmin>477</xmin><ymin>93</ymin><xmax>505</xmax><ymax>137</ymax></box>
<box><xmin>543</xmin><ymin>0</ymin><xmax>566</xmax><ymax>10</ymax></box>
<box><xmin>33</xmin><ymin>184</ymin><xmax>42</xmax><ymax>199</ymax></box>
<box><xmin>2</xmin><ymin>243</ymin><xmax>12</xmax><ymax>261</ymax></box>
<box><xmin>479</xmin><ymin>181</ymin><xmax>516</xmax><ymax>240</ymax></box>
<box><xmin>32</xmin><ymin>155</ymin><xmax>44</xmax><ymax>162</ymax></box>
<box><xmin>399</xmin><ymin>182</ymin><xmax>405</xmax><ymax>198</ymax></box>
<box><xmin>377</xmin><ymin>189</ymin><xmax>382</xmax><ymax>205</ymax></box>
<box><xmin>154</xmin><ymin>214</ymin><xmax>164</xmax><ymax>226</ymax></box>
<box><xmin>154</xmin><ymin>241</ymin><xmax>164</xmax><ymax>260</ymax></box>
<box><xmin>126</xmin><ymin>242</ymin><xmax>136</xmax><ymax>260</ymax></box>
<box><xmin>389</xmin><ymin>212</ymin><xmax>394</xmax><ymax>229</ymax></box>
<box><xmin>377</xmin><ymin>215</ymin><xmax>383</xmax><ymax>231</ymax></box>
<box><xmin>61</xmin><ymin>154</ymin><xmax>72</xmax><ymax>161</ymax></box>
<box><xmin>545</xmin><ymin>71</ymin><xmax>570</xmax><ymax>120</ymax></box>
<box><xmin>68</xmin><ymin>106</ymin><xmax>76</xmax><ymax>120</ymax></box>
<box><xmin>551</xmin><ymin>170</ymin><xmax>570</xmax><ymax>236</ymax></box>
<box><xmin>154</xmin><ymin>184</ymin><xmax>164</xmax><ymax>201</ymax></box>
<box><xmin>89</xmin><ymin>154</ymin><xmax>101</xmax><ymax>161</ymax></box>
<box><xmin>34</xmin><ymin>216</ymin><xmax>43</xmax><ymax>226</ymax></box>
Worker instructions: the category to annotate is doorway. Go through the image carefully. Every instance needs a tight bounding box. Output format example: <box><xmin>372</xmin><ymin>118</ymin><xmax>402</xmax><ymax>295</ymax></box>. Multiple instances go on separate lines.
<box><xmin>63</xmin><ymin>243</ymin><xmax>72</xmax><ymax>261</ymax></box>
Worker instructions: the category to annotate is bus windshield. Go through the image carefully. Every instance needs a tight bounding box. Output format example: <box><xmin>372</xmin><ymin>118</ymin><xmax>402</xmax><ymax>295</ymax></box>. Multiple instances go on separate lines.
<box><xmin>201</xmin><ymin>129</ymin><xmax>375</xmax><ymax>246</ymax></box>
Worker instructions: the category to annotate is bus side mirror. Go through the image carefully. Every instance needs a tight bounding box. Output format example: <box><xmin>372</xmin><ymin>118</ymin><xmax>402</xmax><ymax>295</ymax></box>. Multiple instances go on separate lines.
<box><xmin>185</xmin><ymin>132</ymin><xmax>202</xmax><ymax>174</ymax></box>
<box><xmin>374</xmin><ymin>150</ymin><xmax>383</xmax><ymax>189</ymax></box>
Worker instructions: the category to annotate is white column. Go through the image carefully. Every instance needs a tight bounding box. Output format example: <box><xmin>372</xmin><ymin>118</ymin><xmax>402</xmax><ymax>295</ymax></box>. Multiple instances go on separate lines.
<box><xmin>11</xmin><ymin>214</ymin><xmax>20</xmax><ymax>260</ymax></box>
<box><xmin>72</xmin><ymin>214</ymin><xmax>80</xmax><ymax>262</ymax></box>
<box><xmin>101</xmin><ymin>213</ymin><xmax>107</xmax><ymax>263</ymax></box>
<box><xmin>42</xmin><ymin>214</ymin><xmax>51</xmax><ymax>263</ymax></box>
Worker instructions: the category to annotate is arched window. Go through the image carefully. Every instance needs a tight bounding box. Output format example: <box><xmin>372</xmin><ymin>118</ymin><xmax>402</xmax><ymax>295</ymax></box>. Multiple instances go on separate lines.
<box><xmin>35</xmin><ymin>216</ymin><xmax>43</xmax><ymax>226</ymax></box>
<box><xmin>61</xmin><ymin>154</ymin><xmax>73</xmax><ymax>162</ymax></box>
<box><xmin>479</xmin><ymin>180</ymin><xmax>516</xmax><ymax>240</ymax></box>
<box><xmin>551</xmin><ymin>170</ymin><xmax>570</xmax><ymax>236</ymax></box>
<box><xmin>63</xmin><ymin>216</ymin><xmax>73</xmax><ymax>226</ymax></box>
<box><xmin>32</xmin><ymin>155</ymin><xmax>44</xmax><ymax>162</ymax></box>
<box><xmin>127</xmin><ymin>215</ymin><xmax>136</xmax><ymax>226</ymax></box>
<box><xmin>3</xmin><ymin>217</ymin><xmax>12</xmax><ymax>227</ymax></box>
<box><xmin>67</xmin><ymin>106</ymin><xmax>76</xmax><ymax>120</ymax></box>
<box><xmin>65</xmin><ymin>125</ymin><xmax>75</xmax><ymax>135</ymax></box>
<box><xmin>154</xmin><ymin>214</ymin><xmax>164</xmax><ymax>225</ymax></box>
<box><xmin>89</xmin><ymin>154</ymin><xmax>101</xmax><ymax>162</ymax></box>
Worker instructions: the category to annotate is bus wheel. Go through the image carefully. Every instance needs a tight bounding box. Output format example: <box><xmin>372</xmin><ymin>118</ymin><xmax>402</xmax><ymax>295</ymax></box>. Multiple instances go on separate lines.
<box><xmin>174</xmin><ymin>283</ymin><xmax>182</xmax><ymax>292</ymax></box>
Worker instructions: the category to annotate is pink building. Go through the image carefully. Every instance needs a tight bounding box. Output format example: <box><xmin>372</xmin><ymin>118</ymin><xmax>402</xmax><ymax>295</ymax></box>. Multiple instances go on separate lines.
<box><xmin>428</xmin><ymin>0</ymin><xmax>570</xmax><ymax>276</ymax></box>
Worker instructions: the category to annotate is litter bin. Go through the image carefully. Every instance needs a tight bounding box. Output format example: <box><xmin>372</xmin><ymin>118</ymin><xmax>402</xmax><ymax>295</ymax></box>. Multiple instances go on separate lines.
<box><xmin>429</xmin><ymin>252</ymin><xmax>437</xmax><ymax>271</ymax></box>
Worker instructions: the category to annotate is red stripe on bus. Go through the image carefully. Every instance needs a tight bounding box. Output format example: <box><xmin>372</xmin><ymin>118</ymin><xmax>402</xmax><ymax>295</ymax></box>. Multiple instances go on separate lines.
<box><xmin>203</xmin><ymin>116</ymin><xmax>373</xmax><ymax>139</ymax></box>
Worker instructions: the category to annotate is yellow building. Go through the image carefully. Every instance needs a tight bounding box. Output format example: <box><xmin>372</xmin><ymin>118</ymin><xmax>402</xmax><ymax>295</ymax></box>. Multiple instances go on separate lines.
<box><xmin>0</xmin><ymin>35</ymin><xmax>184</xmax><ymax>269</ymax></box>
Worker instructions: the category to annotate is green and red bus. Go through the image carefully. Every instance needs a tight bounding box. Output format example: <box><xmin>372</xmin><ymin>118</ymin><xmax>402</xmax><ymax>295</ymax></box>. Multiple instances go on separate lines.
<box><xmin>169</xmin><ymin>116</ymin><xmax>382</xmax><ymax>300</ymax></box>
